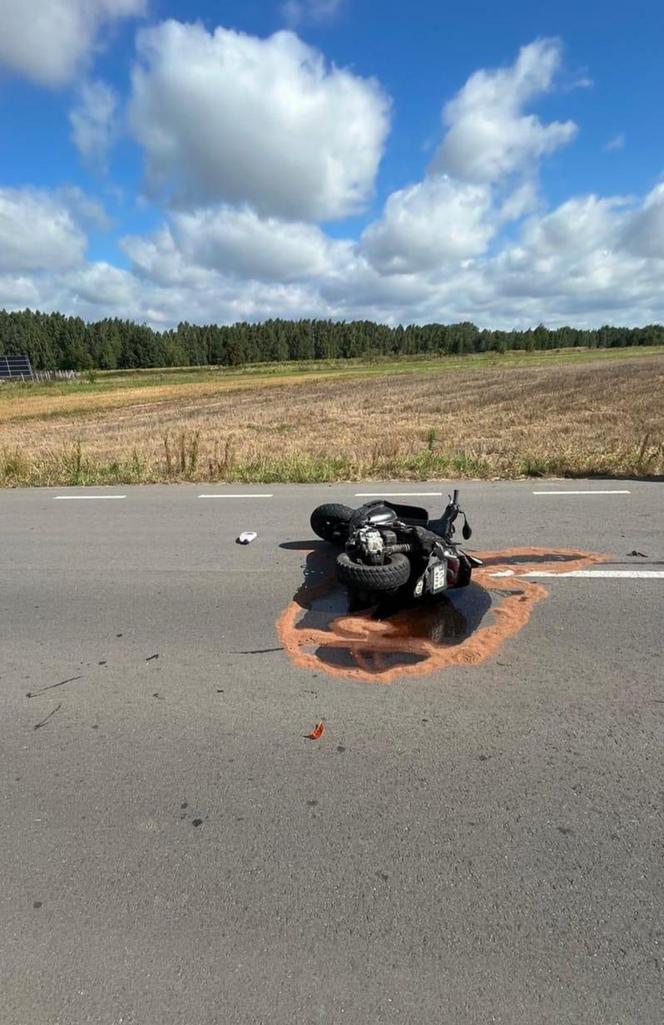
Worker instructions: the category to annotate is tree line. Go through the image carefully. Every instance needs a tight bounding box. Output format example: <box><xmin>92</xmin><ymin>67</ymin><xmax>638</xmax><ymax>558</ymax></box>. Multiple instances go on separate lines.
<box><xmin>1</xmin><ymin>309</ymin><xmax>663</xmax><ymax>371</ymax></box>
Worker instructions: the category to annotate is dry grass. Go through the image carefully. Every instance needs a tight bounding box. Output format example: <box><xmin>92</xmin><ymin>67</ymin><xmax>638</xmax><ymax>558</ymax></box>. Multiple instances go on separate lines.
<box><xmin>1</xmin><ymin>351</ymin><xmax>663</xmax><ymax>485</ymax></box>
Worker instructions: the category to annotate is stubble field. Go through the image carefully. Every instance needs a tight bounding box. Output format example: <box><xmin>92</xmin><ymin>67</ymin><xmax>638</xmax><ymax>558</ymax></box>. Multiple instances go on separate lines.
<box><xmin>1</xmin><ymin>348</ymin><xmax>662</xmax><ymax>486</ymax></box>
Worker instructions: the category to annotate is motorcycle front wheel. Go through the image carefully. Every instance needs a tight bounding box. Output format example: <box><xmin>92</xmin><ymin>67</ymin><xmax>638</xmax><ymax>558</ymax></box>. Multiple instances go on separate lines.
<box><xmin>336</xmin><ymin>552</ymin><xmax>411</xmax><ymax>591</ymax></box>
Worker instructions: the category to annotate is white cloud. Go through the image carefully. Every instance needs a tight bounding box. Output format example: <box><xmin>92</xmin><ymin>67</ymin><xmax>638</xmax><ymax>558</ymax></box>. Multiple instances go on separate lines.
<box><xmin>622</xmin><ymin>183</ymin><xmax>664</xmax><ymax>258</ymax></box>
<box><xmin>362</xmin><ymin>176</ymin><xmax>494</xmax><ymax>274</ymax></box>
<box><xmin>65</xmin><ymin>262</ymin><xmax>140</xmax><ymax>307</ymax></box>
<box><xmin>0</xmin><ymin>188</ymin><xmax>87</xmax><ymax>272</ymax></box>
<box><xmin>128</xmin><ymin>21</ymin><xmax>390</xmax><ymax>220</ymax></box>
<box><xmin>70</xmin><ymin>81</ymin><xmax>119</xmax><ymax>170</ymax></box>
<box><xmin>519</xmin><ymin>194</ymin><xmax>628</xmax><ymax>257</ymax></box>
<box><xmin>474</xmin><ymin>188</ymin><xmax>664</xmax><ymax>323</ymax></box>
<box><xmin>168</xmin><ymin>206</ymin><xmax>352</xmax><ymax>281</ymax></box>
<box><xmin>113</xmin><ymin>182</ymin><xmax>664</xmax><ymax>329</ymax></box>
<box><xmin>8</xmin><ymin>189</ymin><xmax>664</xmax><ymax>330</ymax></box>
<box><xmin>0</xmin><ymin>274</ymin><xmax>41</xmax><ymax>308</ymax></box>
<box><xmin>281</xmin><ymin>0</ymin><xmax>344</xmax><ymax>27</ymax></box>
<box><xmin>0</xmin><ymin>0</ymin><xmax>145</xmax><ymax>87</ymax></box>
<box><xmin>360</xmin><ymin>41</ymin><xmax>574</xmax><ymax>279</ymax></box>
<box><xmin>432</xmin><ymin>39</ymin><xmax>577</xmax><ymax>183</ymax></box>
<box><xmin>56</xmin><ymin>186</ymin><xmax>112</xmax><ymax>232</ymax></box>
<box><xmin>121</xmin><ymin>228</ymin><xmax>221</xmax><ymax>289</ymax></box>
<box><xmin>604</xmin><ymin>132</ymin><xmax>625</xmax><ymax>152</ymax></box>
<box><xmin>4</xmin><ymin>39</ymin><xmax>664</xmax><ymax>332</ymax></box>
<box><xmin>497</xmin><ymin>180</ymin><xmax>539</xmax><ymax>223</ymax></box>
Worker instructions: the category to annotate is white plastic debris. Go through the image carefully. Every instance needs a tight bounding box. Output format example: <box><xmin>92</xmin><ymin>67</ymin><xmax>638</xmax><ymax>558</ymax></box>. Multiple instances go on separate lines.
<box><xmin>237</xmin><ymin>531</ymin><xmax>258</xmax><ymax>545</ymax></box>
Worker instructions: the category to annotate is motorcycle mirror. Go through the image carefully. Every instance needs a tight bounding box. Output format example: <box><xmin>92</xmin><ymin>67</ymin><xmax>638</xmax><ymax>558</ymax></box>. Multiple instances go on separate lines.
<box><xmin>462</xmin><ymin>520</ymin><xmax>472</xmax><ymax>540</ymax></box>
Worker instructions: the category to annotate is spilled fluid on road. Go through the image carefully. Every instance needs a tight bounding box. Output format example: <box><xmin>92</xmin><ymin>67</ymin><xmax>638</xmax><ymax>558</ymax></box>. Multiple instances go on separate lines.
<box><xmin>277</xmin><ymin>545</ymin><xmax>608</xmax><ymax>683</ymax></box>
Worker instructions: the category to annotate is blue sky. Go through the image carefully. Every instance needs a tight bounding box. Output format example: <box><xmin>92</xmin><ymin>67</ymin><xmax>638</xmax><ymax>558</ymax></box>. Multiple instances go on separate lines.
<box><xmin>0</xmin><ymin>0</ymin><xmax>663</xmax><ymax>327</ymax></box>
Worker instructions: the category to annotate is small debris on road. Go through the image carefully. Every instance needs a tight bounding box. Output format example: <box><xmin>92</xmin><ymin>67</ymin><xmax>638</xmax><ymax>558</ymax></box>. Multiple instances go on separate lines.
<box><xmin>33</xmin><ymin>703</ymin><xmax>62</xmax><ymax>730</ymax></box>
<box><xmin>27</xmin><ymin>676</ymin><xmax>82</xmax><ymax>699</ymax></box>
<box><xmin>237</xmin><ymin>531</ymin><xmax>258</xmax><ymax>545</ymax></box>
<box><xmin>628</xmin><ymin>550</ymin><xmax>647</xmax><ymax>557</ymax></box>
<box><xmin>231</xmin><ymin>647</ymin><xmax>283</xmax><ymax>655</ymax></box>
<box><xmin>146</xmin><ymin>654</ymin><xmax>159</xmax><ymax>662</ymax></box>
<box><xmin>306</xmin><ymin>721</ymin><xmax>325</xmax><ymax>741</ymax></box>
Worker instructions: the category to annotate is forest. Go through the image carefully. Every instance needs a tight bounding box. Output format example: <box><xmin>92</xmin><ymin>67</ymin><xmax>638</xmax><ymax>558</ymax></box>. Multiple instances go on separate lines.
<box><xmin>1</xmin><ymin>308</ymin><xmax>663</xmax><ymax>371</ymax></box>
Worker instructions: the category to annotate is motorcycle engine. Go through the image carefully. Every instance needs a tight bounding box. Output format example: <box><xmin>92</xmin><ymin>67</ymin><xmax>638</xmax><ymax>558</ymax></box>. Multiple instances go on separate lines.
<box><xmin>356</xmin><ymin>525</ymin><xmax>385</xmax><ymax>563</ymax></box>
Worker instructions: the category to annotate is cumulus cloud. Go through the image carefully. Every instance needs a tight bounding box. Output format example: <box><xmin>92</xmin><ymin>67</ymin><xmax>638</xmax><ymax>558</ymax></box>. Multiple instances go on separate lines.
<box><xmin>166</xmin><ymin>206</ymin><xmax>353</xmax><ymax>282</ymax></box>
<box><xmin>0</xmin><ymin>188</ymin><xmax>87</xmax><ymax>272</ymax></box>
<box><xmin>121</xmin><ymin>228</ymin><xmax>221</xmax><ymax>289</ymax></box>
<box><xmin>8</xmin><ymin>187</ymin><xmax>664</xmax><ymax>330</ymax></box>
<box><xmin>98</xmin><ymin>180</ymin><xmax>664</xmax><ymax>328</ymax></box>
<box><xmin>4</xmin><ymin>38</ymin><xmax>664</xmax><ymax>332</ymax></box>
<box><xmin>360</xmin><ymin>42</ymin><xmax>569</xmax><ymax>277</ymax></box>
<box><xmin>622</xmin><ymin>183</ymin><xmax>664</xmax><ymax>258</ymax></box>
<box><xmin>0</xmin><ymin>274</ymin><xmax>41</xmax><ymax>308</ymax></box>
<box><xmin>475</xmin><ymin>187</ymin><xmax>664</xmax><ymax>322</ymax></box>
<box><xmin>128</xmin><ymin>21</ymin><xmax>390</xmax><ymax>220</ymax></box>
<box><xmin>122</xmin><ymin>207</ymin><xmax>355</xmax><ymax>298</ymax></box>
<box><xmin>0</xmin><ymin>0</ymin><xmax>145</xmax><ymax>87</ymax></box>
<box><xmin>362</xmin><ymin>177</ymin><xmax>494</xmax><ymax>274</ymax></box>
<box><xmin>70</xmin><ymin>81</ymin><xmax>119</xmax><ymax>170</ymax></box>
<box><xmin>432</xmin><ymin>39</ymin><xmax>577</xmax><ymax>183</ymax></box>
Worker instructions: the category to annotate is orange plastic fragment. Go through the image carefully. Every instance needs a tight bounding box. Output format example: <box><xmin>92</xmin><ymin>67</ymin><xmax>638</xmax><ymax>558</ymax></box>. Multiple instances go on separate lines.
<box><xmin>306</xmin><ymin>721</ymin><xmax>325</xmax><ymax>740</ymax></box>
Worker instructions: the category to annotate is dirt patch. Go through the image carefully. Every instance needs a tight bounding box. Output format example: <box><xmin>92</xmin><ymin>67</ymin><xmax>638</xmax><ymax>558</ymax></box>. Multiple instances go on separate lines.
<box><xmin>277</xmin><ymin>547</ymin><xmax>609</xmax><ymax>683</ymax></box>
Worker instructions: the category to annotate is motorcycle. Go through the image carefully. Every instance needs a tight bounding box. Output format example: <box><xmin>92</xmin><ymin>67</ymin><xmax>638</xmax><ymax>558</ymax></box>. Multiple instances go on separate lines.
<box><xmin>310</xmin><ymin>490</ymin><xmax>482</xmax><ymax>602</ymax></box>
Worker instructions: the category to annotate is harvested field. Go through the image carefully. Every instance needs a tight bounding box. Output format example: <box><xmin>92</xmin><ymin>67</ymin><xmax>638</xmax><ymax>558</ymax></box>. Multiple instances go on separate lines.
<box><xmin>1</xmin><ymin>350</ymin><xmax>663</xmax><ymax>485</ymax></box>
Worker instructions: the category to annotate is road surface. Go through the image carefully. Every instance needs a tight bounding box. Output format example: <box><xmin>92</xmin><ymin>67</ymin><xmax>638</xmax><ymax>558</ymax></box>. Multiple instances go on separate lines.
<box><xmin>1</xmin><ymin>481</ymin><xmax>663</xmax><ymax>1024</ymax></box>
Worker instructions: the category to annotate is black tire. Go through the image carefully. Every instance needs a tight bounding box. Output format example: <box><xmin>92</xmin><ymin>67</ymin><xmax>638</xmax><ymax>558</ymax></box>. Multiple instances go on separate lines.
<box><xmin>336</xmin><ymin>552</ymin><xmax>411</xmax><ymax>592</ymax></box>
<box><xmin>310</xmin><ymin>503</ymin><xmax>354</xmax><ymax>544</ymax></box>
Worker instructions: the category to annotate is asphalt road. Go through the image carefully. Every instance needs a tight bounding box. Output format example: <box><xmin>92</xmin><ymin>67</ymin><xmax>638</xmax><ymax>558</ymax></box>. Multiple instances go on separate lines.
<box><xmin>1</xmin><ymin>481</ymin><xmax>663</xmax><ymax>1025</ymax></box>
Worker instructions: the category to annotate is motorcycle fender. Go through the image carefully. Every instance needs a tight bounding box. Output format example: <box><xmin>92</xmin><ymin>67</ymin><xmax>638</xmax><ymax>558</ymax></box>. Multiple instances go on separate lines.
<box><xmin>383</xmin><ymin>501</ymin><xmax>429</xmax><ymax>525</ymax></box>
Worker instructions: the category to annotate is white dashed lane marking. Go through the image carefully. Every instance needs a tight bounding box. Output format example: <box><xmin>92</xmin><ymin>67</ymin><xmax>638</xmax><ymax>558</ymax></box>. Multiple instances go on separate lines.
<box><xmin>532</xmin><ymin>490</ymin><xmax>631</xmax><ymax>496</ymax></box>
<box><xmin>53</xmin><ymin>495</ymin><xmax>127</xmax><ymax>500</ymax></box>
<box><xmin>355</xmin><ymin>492</ymin><xmax>443</xmax><ymax>498</ymax></box>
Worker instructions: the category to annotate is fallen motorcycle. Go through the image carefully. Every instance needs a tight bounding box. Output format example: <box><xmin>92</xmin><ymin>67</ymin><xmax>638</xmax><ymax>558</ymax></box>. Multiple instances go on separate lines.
<box><xmin>310</xmin><ymin>490</ymin><xmax>482</xmax><ymax>602</ymax></box>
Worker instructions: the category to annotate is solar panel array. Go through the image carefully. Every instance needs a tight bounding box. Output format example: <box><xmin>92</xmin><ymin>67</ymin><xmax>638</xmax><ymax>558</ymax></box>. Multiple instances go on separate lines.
<box><xmin>0</xmin><ymin>354</ymin><xmax>34</xmax><ymax>380</ymax></box>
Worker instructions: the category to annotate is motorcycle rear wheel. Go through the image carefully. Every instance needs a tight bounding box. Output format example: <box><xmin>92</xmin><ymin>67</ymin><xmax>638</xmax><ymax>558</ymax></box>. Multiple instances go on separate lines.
<box><xmin>310</xmin><ymin>503</ymin><xmax>354</xmax><ymax>543</ymax></box>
